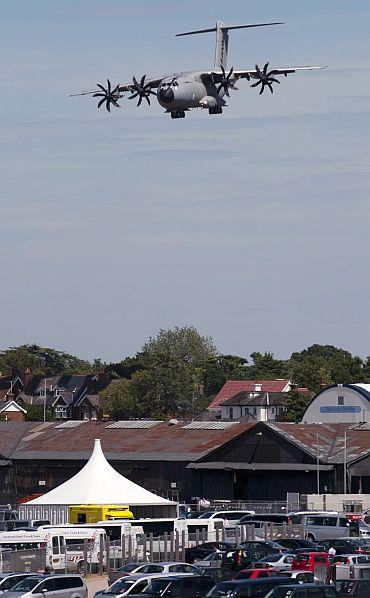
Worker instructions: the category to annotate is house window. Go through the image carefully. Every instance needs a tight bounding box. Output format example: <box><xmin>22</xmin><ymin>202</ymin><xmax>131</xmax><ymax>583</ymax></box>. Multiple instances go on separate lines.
<box><xmin>244</xmin><ymin>408</ymin><xmax>249</xmax><ymax>415</ymax></box>
<box><xmin>271</xmin><ymin>407</ymin><xmax>275</xmax><ymax>414</ymax></box>
<box><xmin>228</xmin><ymin>407</ymin><xmax>234</xmax><ymax>419</ymax></box>
<box><xmin>55</xmin><ymin>406</ymin><xmax>67</xmax><ymax>419</ymax></box>
<box><xmin>338</xmin><ymin>396</ymin><xmax>344</xmax><ymax>406</ymax></box>
<box><xmin>252</xmin><ymin>407</ymin><xmax>257</xmax><ymax>415</ymax></box>
<box><xmin>39</xmin><ymin>388</ymin><xmax>46</xmax><ymax>398</ymax></box>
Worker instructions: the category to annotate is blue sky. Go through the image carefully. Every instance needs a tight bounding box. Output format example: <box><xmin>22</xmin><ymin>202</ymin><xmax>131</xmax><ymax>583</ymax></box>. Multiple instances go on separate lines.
<box><xmin>1</xmin><ymin>1</ymin><xmax>370</xmax><ymax>362</ymax></box>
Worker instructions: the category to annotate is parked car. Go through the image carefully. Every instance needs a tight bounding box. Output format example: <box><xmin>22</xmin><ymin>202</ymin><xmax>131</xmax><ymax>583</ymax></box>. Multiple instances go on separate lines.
<box><xmin>5</xmin><ymin>519</ymin><xmax>50</xmax><ymax>532</ymax></box>
<box><xmin>299</xmin><ymin>513</ymin><xmax>350</xmax><ymax>542</ymax></box>
<box><xmin>108</xmin><ymin>563</ymin><xmax>200</xmax><ymax>585</ymax></box>
<box><xmin>5</xmin><ymin>575</ymin><xmax>87</xmax><ymax>598</ymax></box>
<box><xmin>333</xmin><ymin>554</ymin><xmax>370</xmax><ymax>566</ymax></box>
<box><xmin>0</xmin><ymin>574</ymin><xmax>39</xmax><ymax>593</ymax></box>
<box><xmin>131</xmin><ymin>574</ymin><xmax>215</xmax><ymax>598</ymax></box>
<box><xmin>264</xmin><ymin>584</ymin><xmax>338</xmax><ymax>598</ymax></box>
<box><xmin>239</xmin><ymin>541</ymin><xmax>287</xmax><ymax>561</ymax></box>
<box><xmin>277</xmin><ymin>539</ymin><xmax>324</xmax><ymax>552</ymax></box>
<box><xmin>233</xmin><ymin>569</ymin><xmax>279</xmax><ymax>580</ymax></box>
<box><xmin>0</xmin><ymin>508</ymin><xmax>18</xmax><ymax>531</ymax></box>
<box><xmin>206</xmin><ymin>577</ymin><xmax>298</xmax><ymax>598</ymax></box>
<box><xmin>335</xmin><ymin>579</ymin><xmax>370</xmax><ymax>597</ymax></box>
<box><xmin>185</xmin><ymin>542</ymin><xmax>239</xmax><ymax>563</ymax></box>
<box><xmin>320</xmin><ymin>539</ymin><xmax>370</xmax><ymax>555</ymax></box>
<box><xmin>197</xmin><ymin>511</ymin><xmax>255</xmax><ymax>524</ymax></box>
<box><xmin>254</xmin><ymin>553</ymin><xmax>296</xmax><ymax>570</ymax></box>
<box><xmin>95</xmin><ymin>573</ymin><xmax>199</xmax><ymax>598</ymax></box>
<box><xmin>291</xmin><ymin>552</ymin><xmax>330</xmax><ymax>572</ymax></box>
<box><xmin>239</xmin><ymin>514</ymin><xmax>293</xmax><ymax>526</ymax></box>
<box><xmin>277</xmin><ymin>570</ymin><xmax>315</xmax><ymax>583</ymax></box>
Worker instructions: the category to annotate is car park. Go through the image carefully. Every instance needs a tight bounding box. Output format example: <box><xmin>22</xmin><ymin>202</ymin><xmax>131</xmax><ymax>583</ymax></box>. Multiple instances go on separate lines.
<box><xmin>277</xmin><ymin>539</ymin><xmax>324</xmax><ymax>553</ymax></box>
<box><xmin>4</xmin><ymin>575</ymin><xmax>87</xmax><ymax>598</ymax></box>
<box><xmin>254</xmin><ymin>553</ymin><xmax>296</xmax><ymax>570</ymax></box>
<box><xmin>240</xmin><ymin>541</ymin><xmax>287</xmax><ymax>561</ymax></box>
<box><xmin>95</xmin><ymin>573</ymin><xmax>200</xmax><ymax>598</ymax></box>
<box><xmin>131</xmin><ymin>574</ymin><xmax>215</xmax><ymax>598</ymax></box>
<box><xmin>233</xmin><ymin>569</ymin><xmax>280</xmax><ymax>580</ymax></box>
<box><xmin>264</xmin><ymin>584</ymin><xmax>338</xmax><ymax>598</ymax></box>
<box><xmin>335</xmin><ymin>579</ymin><xmax>370</xmax><ymax>597</ymax></box>
<box><xmin>333</xmin><ymin>554</ymin><xmax>370</xmax><ymax>566</ymax></box>
<box><xmin>185</xmin><ymin>542</ymin><xmax>239</xmax><ymax>563</ymax></box>
<box><xmin>291</xmin><ymin>552</ymin><xmax>330</xmax><ymax>572</ymax></box>
<box><xmin>320</xmin><ymin>539</ymin><xmax>370</xmax><ymax>555</ymax></box>
<box><xmin>108</xmin><ymin>563</ymin><xmax>200</xmax><ymax>585</ymax></box>
<box><xmin>277</xmin><ymin>570</ymin><xmax>315</xmax><ymax>583</ymax></box>
<box><xmin>0</xmin><ymin>574</ymin><xmax>39</xmax><ymax>593</ymax></box>
<box><xmin>299</xmin><ymin>514</ymin><xmax>350</xmax><ymax>542</ymax></box>
<box><xmin>206</xmin><ymin>577</ymin><xmax>298</xmax><ymax>598</ymax></box>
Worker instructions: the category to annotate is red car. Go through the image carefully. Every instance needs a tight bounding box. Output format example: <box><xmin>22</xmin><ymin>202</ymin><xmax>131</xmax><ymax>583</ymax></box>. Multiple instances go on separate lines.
<box><xmin>291</xmin><ymin>551</ymin><xmax>329</xmax><ymax>572</ymax></box>
<box><xmin>233</xmin><ymin>568</ymin><xmax>278</xmax><ymax>580</ymax></box>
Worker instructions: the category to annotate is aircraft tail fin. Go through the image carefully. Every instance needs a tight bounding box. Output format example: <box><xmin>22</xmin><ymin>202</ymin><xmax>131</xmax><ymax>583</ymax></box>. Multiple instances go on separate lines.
<box><xmin>176</xmin><ymin>21</ymin><xmax>283</xmax><ymax>69</ymax></box>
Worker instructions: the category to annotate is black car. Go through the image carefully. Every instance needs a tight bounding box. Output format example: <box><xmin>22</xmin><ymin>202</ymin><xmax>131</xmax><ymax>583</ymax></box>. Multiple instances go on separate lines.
<box><xmin>130</xmin><ymin>575</ymin><xmax>214</xmax><ymax>598</ymax></box>
<box><xmin>277</xmin><ymin>538</ymin><xmax>324</xmax><ymax>552</ymax></box>
<box><xmin>185</xmin><ymin>542</ymin><xmax>239</xmax><ymax>563</ymax></box>
<box><xmin>320</xmin><ymin>539</ymin><xmax>370</xmax><ymax>555</ymax></box>
<box><xmin>265</xmin><ymin>584</ymin><xmax>338</xmax><ymax>598</ymax></box>
<box><xmin>239</xmin><ymin>541</ymin><xmax>287</xmax><ymax>561</ymax></box>
<box><xmin>336</xmin><ymin>579</ymin><xmax>370</xmax><ymax>597</ymax></box>
<box><xmin>206</xmin><ymin>577</ymin><xmax>298</xmax><ymax>598</ymax></box>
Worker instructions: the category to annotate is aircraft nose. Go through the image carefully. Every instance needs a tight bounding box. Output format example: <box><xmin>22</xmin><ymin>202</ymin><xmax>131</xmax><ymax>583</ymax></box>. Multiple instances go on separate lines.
<box><xmin>159</xmin><ymin>87</ymin><xmax>174</xmax><ymax>104</ymax></box>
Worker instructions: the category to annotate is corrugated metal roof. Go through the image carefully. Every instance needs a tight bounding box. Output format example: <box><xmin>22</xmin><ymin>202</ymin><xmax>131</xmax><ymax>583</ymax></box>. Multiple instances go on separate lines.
<box><xmin>7</xmin><ymin>420</ymin><xmax>254</xmax><ymax>461</ymax></box>
<box><xmin>186</xmin><ymin>462</ymin><xmax>334</xmax><ymax>471</ymax></box>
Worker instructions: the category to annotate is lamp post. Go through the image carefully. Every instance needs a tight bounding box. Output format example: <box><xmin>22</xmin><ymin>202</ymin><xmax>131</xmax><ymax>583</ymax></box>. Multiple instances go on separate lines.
<box><xmin>316</xmin><ymin>433</ymin><xmax>320</xmax><ymax>495</ymax></box>
<box><xmin>344</xmin><ymin>427</ymin><xmax>348</xmax><ymax>494</ymax></box>
<box><xmin>43</xmin><ymin>378</ymin><xmax>52</xmax><ymax>422</ymax></box>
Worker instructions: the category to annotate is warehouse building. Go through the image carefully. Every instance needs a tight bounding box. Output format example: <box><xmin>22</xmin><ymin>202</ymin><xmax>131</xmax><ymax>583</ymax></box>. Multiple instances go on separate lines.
<box><xmin>0</xmin><ymin>419</ymin><xmax>370</xmax><ymax>504</ymax></box>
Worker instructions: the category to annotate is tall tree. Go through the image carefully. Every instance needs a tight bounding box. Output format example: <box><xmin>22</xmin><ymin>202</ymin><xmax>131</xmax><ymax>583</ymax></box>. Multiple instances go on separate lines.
<box><xmin>202</xmin><ymin>355</ymin><xmax>248</xmax><ymax>396</ymax></box>
<box><xmin>0</xmin><ymin>344</ymin><xmax>93</xmax><ymax>376</ymax></box>
<box><xmin>141</xmin><ymin>326</ymin><xmax>217</xmax><ymax>367</ymax></box>
<box><xmin>247</xmin><ymin>352</ymin><xmax>288</xmax><ymax>380</ymax></box>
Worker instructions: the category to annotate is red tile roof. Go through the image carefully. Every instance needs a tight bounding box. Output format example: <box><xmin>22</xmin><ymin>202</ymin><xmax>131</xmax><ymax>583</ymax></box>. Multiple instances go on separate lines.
<box><xmin>208</xmin><ymin>380</ymin><xmax>291</xmax><ymax>410</ymax></box>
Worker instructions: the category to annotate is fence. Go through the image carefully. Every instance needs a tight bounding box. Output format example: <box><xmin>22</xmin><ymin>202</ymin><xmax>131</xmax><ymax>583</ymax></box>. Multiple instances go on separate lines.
<box><xmin>0</xmin><ymin>523</ymin><xmax>304</xmax><ymax>575</ymax></box>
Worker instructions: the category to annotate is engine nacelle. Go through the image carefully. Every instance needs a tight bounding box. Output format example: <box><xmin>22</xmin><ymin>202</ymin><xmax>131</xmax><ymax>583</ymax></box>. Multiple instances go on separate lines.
<box><xmin>199</xmin><ymin>95</ymin><xmax>218</xmax><ymax>108</ymax></box>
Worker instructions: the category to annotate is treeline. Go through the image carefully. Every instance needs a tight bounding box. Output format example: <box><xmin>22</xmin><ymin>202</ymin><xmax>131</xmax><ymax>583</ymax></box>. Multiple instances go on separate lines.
<box><xmin>0</xmin><ymin>327</ymin><xmax>368</xmax><ymax>421</ymax></box>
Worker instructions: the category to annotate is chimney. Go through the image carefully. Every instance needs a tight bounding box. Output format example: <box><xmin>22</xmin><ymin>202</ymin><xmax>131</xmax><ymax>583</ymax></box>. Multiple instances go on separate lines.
<box><xmin>23</xmin><ymin>368</ymin><xmax>33</xmax><ymax>391</ymax></box>
<box><xmin>254</xmin><ymin>382</ymin><xmax>262</xmax><ymax>392</ymax></box>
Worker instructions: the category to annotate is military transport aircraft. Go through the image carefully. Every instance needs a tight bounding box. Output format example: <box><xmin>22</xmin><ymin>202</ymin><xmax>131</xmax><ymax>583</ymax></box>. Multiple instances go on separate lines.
<box><xmin>72</xmin><ymin>20</ymin><xmax>325</xmax><ymax>119</ymax></box>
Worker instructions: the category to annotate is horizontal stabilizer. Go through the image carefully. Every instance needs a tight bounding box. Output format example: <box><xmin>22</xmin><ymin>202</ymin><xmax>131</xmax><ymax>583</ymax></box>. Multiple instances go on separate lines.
<box><xmin>176</xmin><ymin>22</ymin><xmax>283</xmax><ymax>37</ymax></box>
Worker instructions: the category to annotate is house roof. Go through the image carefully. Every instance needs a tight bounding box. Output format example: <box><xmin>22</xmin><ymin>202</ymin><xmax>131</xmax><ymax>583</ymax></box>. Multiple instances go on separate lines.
<box><xmin>221</xmin><ymin>391</ymin><xmax>287</xmax><ymax>407</ymax></box>
<box><xmin>208</xmin><ymin>380</ymin><xmax>291</xmax><ymax>410</ymax></box>
<box><xmin>0</xmin><ymin>400</ymin><xmax>27</xmax><ymax>414</ymax></box>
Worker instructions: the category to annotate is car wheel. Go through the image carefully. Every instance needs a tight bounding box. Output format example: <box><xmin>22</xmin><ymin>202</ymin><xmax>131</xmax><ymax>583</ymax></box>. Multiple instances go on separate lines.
<box><xmin>193</xmin><ymin>557</ymin><xmax>202</xmax><ymax>563</ymax></box>
<box><xmin>306</xmin><ymin>533</ymin><xmax>316</xmax><ymax>542</ymax></box>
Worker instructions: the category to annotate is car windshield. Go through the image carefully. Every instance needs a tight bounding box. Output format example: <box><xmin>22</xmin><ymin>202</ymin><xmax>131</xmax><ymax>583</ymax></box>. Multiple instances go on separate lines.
<box><xmin>198</xmin><ymin>513</ymin><xmax>213</xmax><ymax>519</ymax></box>
<box><xmin>264</xmin><ymin>589</ymin><xmax>295</xmax><ymax>598</ymax></box>
<box><xmin>260</xmin><ymin>555</ymin><xmax>281</xmax><ymax>562</ymax></box>
<box><xmin>206</xmin><ymin>583</ymin><xmax>236</xmax><ymax>598</ymax></box>
<box><xmin>11</xmin><ymin>578</ymin><xmax>43</xmax><ymax>592</ymax></box>
<box><xmin>107</xmin><ymin>580</ymin><xmax>136</xmax><ymax>594</ymax></box>
<box><xmin>118</xmin><ymin>564</ymin><xmax>142</xmax><ymax>572</ymax></box>
<box><xmin>143</xmin><ymin>580</ymin><xmax>179</xmax><ymax>595</ymax></box>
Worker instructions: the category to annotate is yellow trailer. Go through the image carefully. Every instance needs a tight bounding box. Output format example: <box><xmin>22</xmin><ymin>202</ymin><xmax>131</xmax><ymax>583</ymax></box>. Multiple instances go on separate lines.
<box><xmin>69</xmin><ymin>504</ymin><xmax>133</xmax><ymax>523</ymax></box>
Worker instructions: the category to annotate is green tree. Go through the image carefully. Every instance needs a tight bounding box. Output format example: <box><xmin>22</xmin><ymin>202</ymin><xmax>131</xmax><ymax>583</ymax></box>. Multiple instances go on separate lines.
<box><xmin>24</xmin><ymin>404</ymin><xmax>53</xmax><ymax>422</ymax></box>
<box><xmin>202</xmin><ymin>355</ymin><xmax>248</xmax><ymax>396</ymax></box>
<box><xmin>247</xmin><ymin>352</ymin><xmax>288</xmax><ymax>380</ymax></box>
<box><xmin>141</xmin><ymin>326</ymin><xmax>217</xmax><ymax>367</ymax></box>
<box><xmin>100</xmin><ymin>379</ymin><xmax>141</xmax><ymax>420</ymax></box>
<box><xmin>289</xmin><ymin>344</ymin><xmax>364</xmax><ymax>392</ymax></box>
<box><xmin>0</xmin><ymin>344</ymin><xmax>93</xmax><ymax>376</ymax></box>
<box><xmin>282</xmin><ymin>389</ymin><xmax>312</xmax><ymax>422</ymax></box>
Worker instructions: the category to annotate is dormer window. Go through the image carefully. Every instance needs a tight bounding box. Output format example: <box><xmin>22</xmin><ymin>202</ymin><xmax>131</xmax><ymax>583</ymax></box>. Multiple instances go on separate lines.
<box><xmin>54</xmin><ymin>388</ymin><xmax>60</xmax><ymax>398</ymax></box>
<box><xmin>39</xmin><ymin>388</ymin><xmax>46</xmax><ymax>398</ymax></box>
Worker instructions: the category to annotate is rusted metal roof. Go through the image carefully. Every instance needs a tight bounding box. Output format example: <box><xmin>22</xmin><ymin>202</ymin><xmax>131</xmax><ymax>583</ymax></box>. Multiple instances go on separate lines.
<box><xmin>9</xmin><ymin>420</ymin><xmax>255</xmax><ymax>461</ymax></box>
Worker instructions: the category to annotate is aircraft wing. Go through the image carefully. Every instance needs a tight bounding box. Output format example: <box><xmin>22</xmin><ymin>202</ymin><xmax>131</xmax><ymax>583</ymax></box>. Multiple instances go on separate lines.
<box><xmin>70</xmin><ymin>76</ymin><xmax>164</xmax><ymax>97</ymax></box>
<box><xmin>231</xmin><ymin>65</ymin><xmax>326</xmax><ymax>79</ymax></box>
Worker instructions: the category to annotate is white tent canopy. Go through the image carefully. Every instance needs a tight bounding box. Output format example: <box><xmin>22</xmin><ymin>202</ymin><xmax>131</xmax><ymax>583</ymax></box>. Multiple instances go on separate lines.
<box><xmin>26</xmin><ymin>439</ymin><xmax>175</xmax><ymax>506</ymax></box>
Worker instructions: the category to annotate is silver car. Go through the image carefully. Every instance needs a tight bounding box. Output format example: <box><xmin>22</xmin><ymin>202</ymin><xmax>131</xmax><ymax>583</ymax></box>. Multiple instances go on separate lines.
<box><xmin>255</xmin><ymin>553</ymin><xmax>296</xmax><ymax>570</ymax></box>
<box><xmin>4</xmin><ymin>575</ymin><xmax>87</xmax><ymax>598</ymax></box>
<box><xmin>108</xmin><ymin>562</ymin><xmax>200</xmax><ymax>586</ymax></box>
<box><xmin>95</xmin><ymin>572</ymin><xmax>198</xmax><ymax>598</ymax></box>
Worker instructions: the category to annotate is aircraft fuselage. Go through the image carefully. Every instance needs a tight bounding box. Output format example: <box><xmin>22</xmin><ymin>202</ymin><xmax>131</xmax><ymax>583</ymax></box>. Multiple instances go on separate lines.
<box><xmin>156</xmin><ymin>71</ymin><xmax>226</xmax><ymax>112</ymax></box>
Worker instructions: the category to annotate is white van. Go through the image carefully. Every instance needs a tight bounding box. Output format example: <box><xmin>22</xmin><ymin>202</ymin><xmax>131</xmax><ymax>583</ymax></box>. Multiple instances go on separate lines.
<box><xmin>39</xmin><ymin>525</ymin><xmax>106</xmax><ymax>573</ymax></box>
<box><xmin>299</xmin><ymin>513</ymin><xmax>350</xmax><ymax>541</ymax></box>
<box><xmin>0</xmin><ymin>530</ymin><xmax>66</xmax><ymax>571</ymax></box>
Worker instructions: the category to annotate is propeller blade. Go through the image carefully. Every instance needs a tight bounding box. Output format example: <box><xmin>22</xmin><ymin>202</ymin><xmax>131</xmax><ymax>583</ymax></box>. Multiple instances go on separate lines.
<box><xmin>267</xmin><ymin>82</ymin><xmax>274</xmax><ymax>93</ymax></box>
<box><xmin>107</xmin><ymin>79</ymin><xmax>111</xmax><ymax>93</ymax></box>
<box><xmin>93</xmin><ymin>93</ymin><xmax>106</xmax><ymax>98</ymax></box>
<box><xmin>96</xmin><ymin>84</ymin><xmax>107</xmax><ymax>93</ymax></box>
<box><xmin>145</xmin><ymin>95</ymin><xmax>150</xmax><ymax>105</ymax></box>
<box><xmin>269</xmin><ymin>77</ymin><xmax>280</xmax><ymax>84</ymax></box>
<box><xmin>106</xmin><ymin>100</ymin><xmax>111</xmax><ymax>112</ymax></box>
<box><xmin>263</xmin><ymin>63</ymin><xmax>269</xmax><ymax>75</ymax></box>
<box><xmin>251</xmin><ymin>80</ymin><xmax>261</xmax><ymax>88</ymax></box>
<box><xmin>137</xmin><ymin>96</ymin><xmax>142</xmax><ymax>107</ymax></box>
<box><xmin>140</xmin><ymin>74</ymin><xmax>146</xmax><ymax>87</ymax></box>
<box><xmin>97</xmin><ymin>98</ymin><xmax>106</xmax><ymax>108</ymax></box>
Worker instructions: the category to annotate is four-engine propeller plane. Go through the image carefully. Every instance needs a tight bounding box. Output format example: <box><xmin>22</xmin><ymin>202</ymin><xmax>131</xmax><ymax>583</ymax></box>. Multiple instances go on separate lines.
<box><xmin>72</xmin><ymin>21</ymin><xmax>325</xmax><ymax>119</ymax></box>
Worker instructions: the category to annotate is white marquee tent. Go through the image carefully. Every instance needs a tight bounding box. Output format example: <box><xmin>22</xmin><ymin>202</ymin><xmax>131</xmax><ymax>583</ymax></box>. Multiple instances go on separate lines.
<box><xmin>22</xmin><ymin>439</ymin><xmax>176</xmax><ymax>517</ymax></box>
